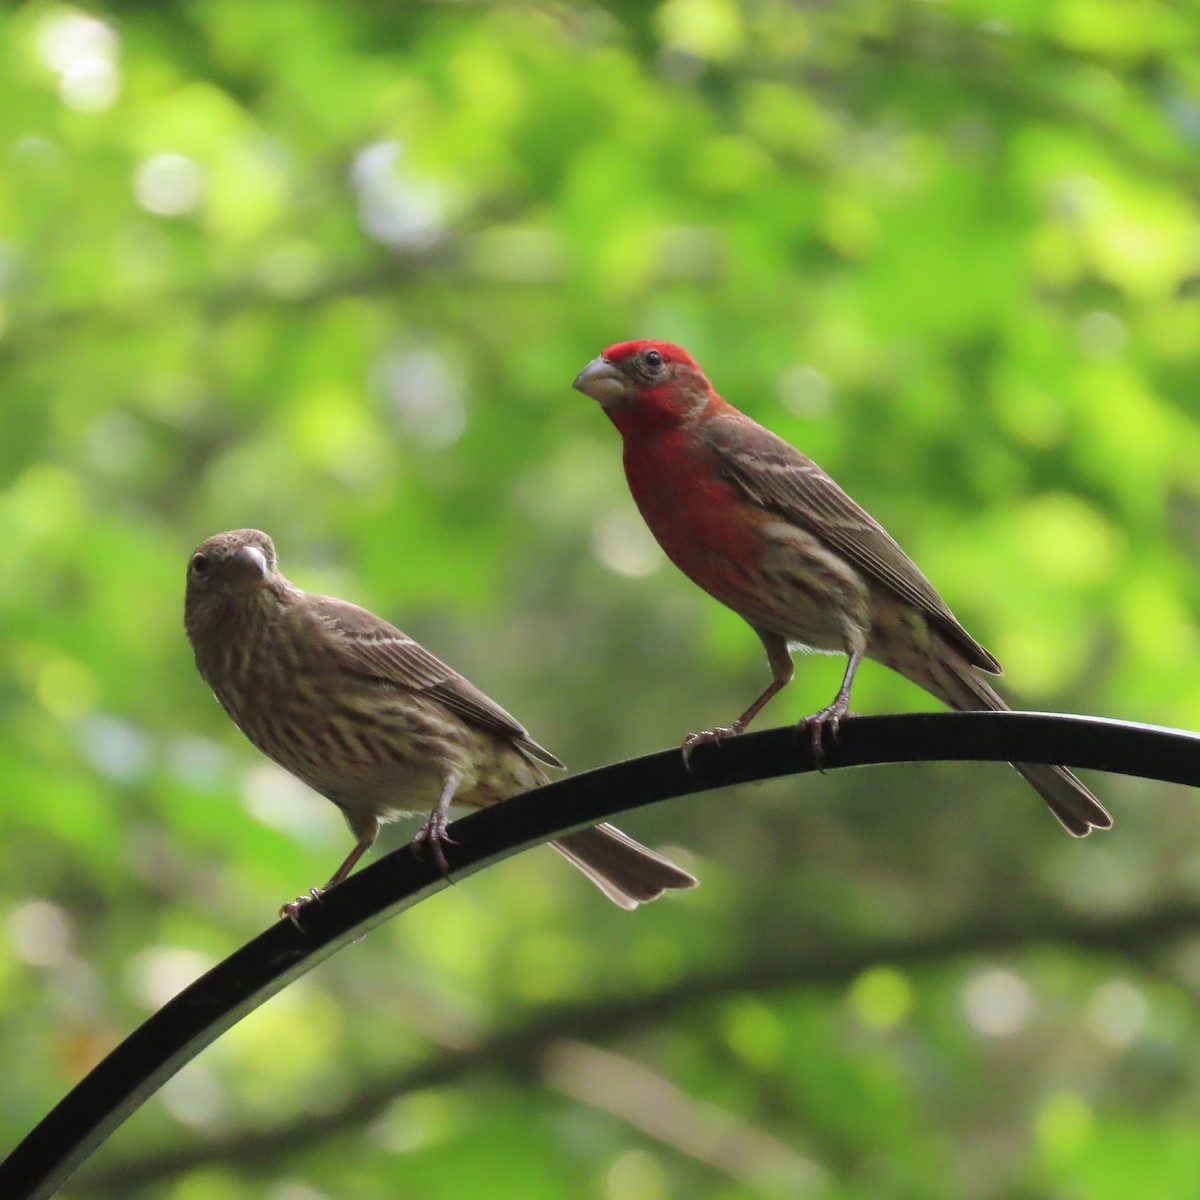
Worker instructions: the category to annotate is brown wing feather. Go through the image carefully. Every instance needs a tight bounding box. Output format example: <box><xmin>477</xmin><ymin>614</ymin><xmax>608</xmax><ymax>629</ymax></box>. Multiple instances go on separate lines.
<box><xmin>701</xmin><ymin>413</ymin><xmax>1001</xmax><ymax>674</ymax></box>
<box><xmin>309</xmin><ymin>595</ymin><xmax>564</xmax><ymax>768</ymax></box>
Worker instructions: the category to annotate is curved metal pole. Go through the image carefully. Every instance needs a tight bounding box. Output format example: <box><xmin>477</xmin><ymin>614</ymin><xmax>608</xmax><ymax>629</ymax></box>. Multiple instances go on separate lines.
<box><xmin>3</xmin><ymin>710</ymin><xmax>1199</xmax><ymax>1200</ymax></box>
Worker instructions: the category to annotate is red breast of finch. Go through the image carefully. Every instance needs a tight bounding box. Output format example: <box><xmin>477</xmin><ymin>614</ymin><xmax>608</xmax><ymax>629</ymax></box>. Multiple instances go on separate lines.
<box><xmin>184</xmin><ymin>529</ymin><xmax>697</xmax><ymax>922</ymax></box>
<box><xmin>573</xmin><ymin>341</ymin><xmax>1111</xmax><ymax>837</ymax></box>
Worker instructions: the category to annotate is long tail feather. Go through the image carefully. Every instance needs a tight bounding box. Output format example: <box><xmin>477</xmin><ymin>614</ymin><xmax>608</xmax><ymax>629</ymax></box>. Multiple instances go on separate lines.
<box><xmin>552</xmin><ymin>823</ymin><xmax>698</xmax><ymax>909</ymax></box>
<box><xmin>920</xmin><ymin>654</ymin><xmax>1113</xmax><ymax>836</ymax></box>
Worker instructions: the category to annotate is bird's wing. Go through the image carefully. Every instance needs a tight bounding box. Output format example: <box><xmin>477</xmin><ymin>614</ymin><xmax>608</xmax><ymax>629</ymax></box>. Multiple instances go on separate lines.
<box><xmin>700</xmin><ymin>412</ymin><xmax>1001</xmax><ymax>673</ymax></box>
<box><xmin>311</xmin><ymin>595</ymin><xmax>564</xmax><ymax>768</ymax></box>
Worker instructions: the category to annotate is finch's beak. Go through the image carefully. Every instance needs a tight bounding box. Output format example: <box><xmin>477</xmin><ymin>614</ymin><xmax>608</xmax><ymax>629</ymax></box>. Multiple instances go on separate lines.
<box><xmin>230</xmin><ymin>544</ymin><xmax>269</xmax><ymax>586</ymax></box>
<box><xmin>572</xmin><ymin>357</ymin><xmax>629</xmax><ymax>406</ymax></box>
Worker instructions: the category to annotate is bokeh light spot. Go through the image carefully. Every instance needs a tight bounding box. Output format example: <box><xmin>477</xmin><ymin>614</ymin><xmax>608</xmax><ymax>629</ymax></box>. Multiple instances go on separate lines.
<box><xmin>778</xmin><ymin>364</ymin><xmax>833</xmax><ymax>417</ymax></box>
<box><xmin>1086</xmin><ymin>979</ymin><xmax>1147</xmax><ymax>1048</ymax></box>
<box><xmin>35</xmin><ymin>8</ymin><xmax>120</xmax><ymax>111</ymax></box>
<box><xmin>126</xmin><ymin>946</ymin><xmax>216</xmax><ymax>1011</ymax></box>
<box><xmin>962</xmin><ymin>967</ymin><xmax>1031</xmax><ymax>1037</ymax></box>
<box><xmin>604</xmin><ymin>1149</ymin><xmax>668</xmax><ymax>1200</ymax></box>
<box><xmin>591</xmin><ymin>509</ymin><xmax>662</xmax><ymax>577</ymax></box>
<box><xmin>849</xmin><ymin>966</ymin><xmax>912</xmax><ymax>1030</ymax></box>
<box><xmin>135</xmin><ymin>153</ymin><xmax>204</xmax><ymax>217</ymax></box>
<box><xmin>9</xmin><ymin>900</ymin><xmax>73</xmax><ymax>968</ymax></box>
<box><xmin>1035</xmin><ymin>1091</ymin><xmax>1094</xmax><ymax>1157</ymax></box>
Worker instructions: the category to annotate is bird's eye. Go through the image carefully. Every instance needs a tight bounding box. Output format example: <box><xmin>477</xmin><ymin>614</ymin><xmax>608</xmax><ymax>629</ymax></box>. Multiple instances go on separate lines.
<box><xmin>644</xmin><ymin>349</ymin><xmax>664</xmax><ymax>369</ymax></box>
<box><xmin>190</xmin><ymin>552</ymin><xmax>209</xmax><ymax>575</ymax></box>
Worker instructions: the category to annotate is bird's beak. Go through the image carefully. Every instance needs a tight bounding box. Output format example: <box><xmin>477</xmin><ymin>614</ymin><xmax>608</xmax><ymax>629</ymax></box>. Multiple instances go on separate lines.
<box><xmin>572</xmin><ymin>357</ymin><xmax>629</xmax><ymax>406</ymax></box>
<box><xmin>230</xmin><ymin>544</ymin><xmax>269</xmax><ymax>585</ymax></box>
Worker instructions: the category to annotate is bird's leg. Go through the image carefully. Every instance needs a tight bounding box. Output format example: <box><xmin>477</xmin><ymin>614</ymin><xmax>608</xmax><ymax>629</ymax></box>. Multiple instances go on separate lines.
<box><xmin>682</xmin><ymin>630</ymin><xmax>793</xmax><ymax>769</ymax></box>
<box><xmin>411</xmin><ymin>770</ymin><xmax>462</xmax><ymax>874</ymax></box>
<box><xmin>281</xmin><ymin>813</ymin><xmax>380</xmax><ymax>930</ymax></box>
<box><xmin>797</xmin><ymin>650</ymin><xmax>862</xmax><ymax>766</ymax></box>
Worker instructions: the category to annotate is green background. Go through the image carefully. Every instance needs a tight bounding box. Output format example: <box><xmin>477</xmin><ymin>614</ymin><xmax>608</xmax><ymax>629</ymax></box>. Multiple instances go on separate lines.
<box><xmin>3</xmin><ymin>1</ymin><xmax>1200</xmax><ymax>1196</ymax></box>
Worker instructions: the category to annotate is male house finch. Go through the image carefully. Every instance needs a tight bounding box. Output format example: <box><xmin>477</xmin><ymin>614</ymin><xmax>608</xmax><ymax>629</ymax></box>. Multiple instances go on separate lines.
<box><xmin>574</xmin><ymin>341</ymin><xmax>1111</xmax><ymax>836</ymax></box>
<box><xmin>185</xmin><ymin>529</ymin><xmax>697</xmax><ymax>920</ymax></box>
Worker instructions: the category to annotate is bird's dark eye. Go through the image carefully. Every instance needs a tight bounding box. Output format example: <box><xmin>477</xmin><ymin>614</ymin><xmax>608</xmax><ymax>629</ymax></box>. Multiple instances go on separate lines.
<box><xmin>644</xmin><ymin>349</ymin><xmax>664</xmax><ymax>369</ymax></box>
<box><xmin>190</xmin><ymin>552</ymin><xmax>209</xmax><ymax>575</ymax></box>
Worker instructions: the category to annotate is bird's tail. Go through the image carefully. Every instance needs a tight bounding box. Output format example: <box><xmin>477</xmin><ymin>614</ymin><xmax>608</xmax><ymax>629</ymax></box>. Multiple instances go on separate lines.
<box><xmin>552</xmin><ymin>824</ymin><xmax>698</xmax><ymax>909</ymax></box>
<box><xmin>919</xmin><ymin>653</ymin><xmax>1113</xmax><ymax>837</ymax></box>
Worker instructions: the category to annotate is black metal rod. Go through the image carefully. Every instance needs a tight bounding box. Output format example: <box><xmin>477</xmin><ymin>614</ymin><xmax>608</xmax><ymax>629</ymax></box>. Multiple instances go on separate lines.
<box><xmin>3</xmin><ymin>710</ymin><xmax>1198</xmax><ymax>1200</ymax></box>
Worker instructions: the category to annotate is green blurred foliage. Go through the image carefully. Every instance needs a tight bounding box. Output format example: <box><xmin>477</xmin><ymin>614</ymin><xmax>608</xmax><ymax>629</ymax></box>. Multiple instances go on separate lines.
<box><xmin>1</xmin><ymin>0</ymin><xmax>1199</xmax><ymax>1197</ymax></box>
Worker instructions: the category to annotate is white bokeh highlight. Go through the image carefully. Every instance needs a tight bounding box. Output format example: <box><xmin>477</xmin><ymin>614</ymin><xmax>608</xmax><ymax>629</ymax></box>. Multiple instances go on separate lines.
<box><xmin>962</xmin><ymin>967</ymin><xmax>1031</xmax><ymax>1037</ymax></box>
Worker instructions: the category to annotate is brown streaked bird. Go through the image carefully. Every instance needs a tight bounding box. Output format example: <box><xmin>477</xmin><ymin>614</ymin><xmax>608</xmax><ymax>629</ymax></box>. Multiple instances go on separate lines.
<box><xmin>184</xmin><ymin>529</ymin><xmax>697</xmax><ymax>922</ymax></box>
<box><xmin>574</xmin><ymin>339</ymin><xmax>1112</xmax><ymax>837</ymax></box>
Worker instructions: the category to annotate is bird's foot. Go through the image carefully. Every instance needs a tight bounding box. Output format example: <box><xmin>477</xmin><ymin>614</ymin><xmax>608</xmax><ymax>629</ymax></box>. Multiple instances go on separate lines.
<box><xmin>280</xmin><ymin>887</ymin><xmax>325</xmax><ymax>931</ymax></box>
<box><xmin>795</xmin><ymin>703</ymin><xmax>856</xmax><ymax>769</ymax></box>
<box><xmin>681</xmin><ymin>722</ymin><xmax>745</xmax><ymax>771</ymax></box>
<box><xmin>792</xmin><ymin>700</ymin><xmax>859</xmax><ymax>768</ymax></box>
<box><xmin>412</xmin><ymin>812</ymin><xmax>458</xmax><ymax>874</ymax></box>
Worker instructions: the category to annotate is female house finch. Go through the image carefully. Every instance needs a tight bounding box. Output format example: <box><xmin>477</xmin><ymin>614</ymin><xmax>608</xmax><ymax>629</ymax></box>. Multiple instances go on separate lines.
<box><xmin>185</xmin><ymin>529</ymin><xmax>697</xmax><ymax>920</ymax></box>
<box><xmin>574</xmin><ymin>341</ymin><xmax>1111</xmax><ymax>837</ymax></box>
